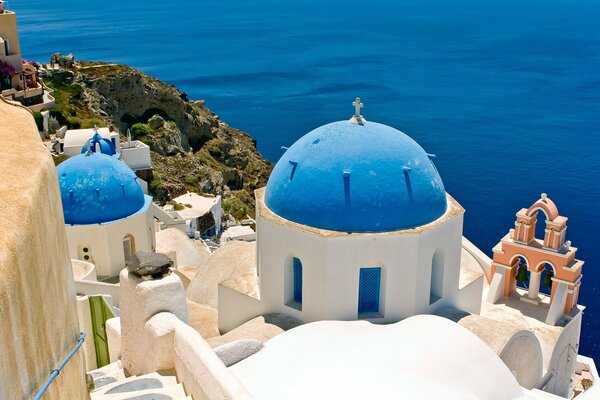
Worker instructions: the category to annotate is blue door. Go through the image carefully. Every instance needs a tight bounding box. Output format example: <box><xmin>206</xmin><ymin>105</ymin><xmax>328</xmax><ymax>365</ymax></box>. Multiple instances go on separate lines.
<box><xmin>358</xmin><ymin>268</ymin><xmax>381</xmax><ymax>314</ymax></box>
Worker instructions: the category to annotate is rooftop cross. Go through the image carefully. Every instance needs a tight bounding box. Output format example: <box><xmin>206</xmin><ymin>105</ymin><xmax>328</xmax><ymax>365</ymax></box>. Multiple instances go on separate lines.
<box><xmin>91</xmin><ymin>125</ymin><xmax>101</xmax><ymax>153</ymax></box>
<box><xmin>353</xmin><ymin>97</ymin><xmax>363</xmax><ymax>117</ymax></box>
<box><xmin>349</xmin><ymin>97</ymin><xmax>366</xmax><ymax>125</ymax></box>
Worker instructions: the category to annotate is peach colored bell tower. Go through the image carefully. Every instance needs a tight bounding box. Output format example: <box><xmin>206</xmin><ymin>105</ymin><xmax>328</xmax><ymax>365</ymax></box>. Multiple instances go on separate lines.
<box><xmin>487</xmin><ymin>194</ymin><xmax>584</xmax><ymax>325</ymax></box>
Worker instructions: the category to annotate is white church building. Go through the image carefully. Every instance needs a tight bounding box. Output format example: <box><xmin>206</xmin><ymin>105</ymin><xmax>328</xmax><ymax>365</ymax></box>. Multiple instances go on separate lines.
<box><xmin>219</xmin><ymin>99</ymin><xmax>484</xmax><ymax>330</ymax></box>
<box><xmin>57</xmin><ymin>135</ymin><xmax>155</xmax><ymax>279</ymax></box>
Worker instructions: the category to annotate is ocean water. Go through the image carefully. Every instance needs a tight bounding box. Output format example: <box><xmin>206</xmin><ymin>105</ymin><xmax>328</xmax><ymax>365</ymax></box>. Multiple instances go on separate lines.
<box><xmin>10</xmin><ymin>0</ymin><xmax>600</xmax><ymax>359</ymax></box>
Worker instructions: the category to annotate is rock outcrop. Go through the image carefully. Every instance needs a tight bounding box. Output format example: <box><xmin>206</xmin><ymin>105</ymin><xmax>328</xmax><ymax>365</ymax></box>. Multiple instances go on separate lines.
<box><xmin>47</xmin><ymin>62</ymin><xmax>272</xmax><ymax>218</ymax></box>
<box><xmin>127</xmin><ymin>251</ymin><xmax>173</xmax><ymax>278</ymax></box>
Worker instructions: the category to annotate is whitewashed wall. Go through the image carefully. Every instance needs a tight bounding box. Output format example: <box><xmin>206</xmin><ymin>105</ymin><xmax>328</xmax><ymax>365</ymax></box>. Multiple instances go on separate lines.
<box><xmin>65</xmin><ymin>210</ymin><xmax>155</xmax><ymax>278</ymax></box>
<box><xmin>219</xmin><ymin>195</ymin><xmax>480</xmax><ymax>331</ymax></box>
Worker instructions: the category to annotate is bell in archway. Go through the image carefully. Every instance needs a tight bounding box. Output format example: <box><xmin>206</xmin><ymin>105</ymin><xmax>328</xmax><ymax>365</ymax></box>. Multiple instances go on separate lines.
<box><xmin>516</xmin><ymin>267</ymin><xmax>529</xmax><ymax>284</ymax></box>
<box><xmin>542</xmin><ymin>271</ymin><xmax>554</xmax><ymax>287</ymax></box>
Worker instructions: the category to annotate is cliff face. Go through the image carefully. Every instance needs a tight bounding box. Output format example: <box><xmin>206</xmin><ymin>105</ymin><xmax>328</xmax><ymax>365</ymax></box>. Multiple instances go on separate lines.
<box><xmin>50</xmin><ymin>62</ymin><xmax>272</xmax><ymax>218</ymax></box>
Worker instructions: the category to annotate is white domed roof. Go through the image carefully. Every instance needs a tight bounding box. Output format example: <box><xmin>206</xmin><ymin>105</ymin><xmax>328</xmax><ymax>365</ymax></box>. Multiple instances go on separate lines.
<box><xmin>229</xmin><ymin>315</ymin><xmax>527</xmax><ymax>400</ymax></box>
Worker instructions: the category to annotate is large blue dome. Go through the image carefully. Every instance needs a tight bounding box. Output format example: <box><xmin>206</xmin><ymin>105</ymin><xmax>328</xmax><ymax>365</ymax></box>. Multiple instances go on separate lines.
<box><xmin>264</xmin><ymin>120</ymin><xmax>447</xmax><ymax>232</ymax></box>
<box><xmin>57</xmin><ymin>152</ymin><xmax>146</xmax><ymax>225</ymax></box>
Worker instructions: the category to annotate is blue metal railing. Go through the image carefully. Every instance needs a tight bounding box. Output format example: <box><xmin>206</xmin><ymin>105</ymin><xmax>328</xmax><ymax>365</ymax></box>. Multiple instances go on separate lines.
<box><xmin>32</xmin><ymin>332</ymin><xmax>86</xmax><ymax>400</ymax></box>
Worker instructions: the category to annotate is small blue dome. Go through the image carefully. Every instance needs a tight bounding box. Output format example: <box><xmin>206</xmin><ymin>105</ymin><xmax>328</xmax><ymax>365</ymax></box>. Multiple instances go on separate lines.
<box><xmin>81</xmin><ymin>132</ymin><xmax>117</xmax><ymax>156</ymax></box>
<box><xmin>265</xmin><ymin>121</ymin><xmax>447</xmax><ymax>232</ymax></box>
<box><xmin>57</xmin><ymin>152</ymin><xmax>145</xmax><ymax>225</ymax></box>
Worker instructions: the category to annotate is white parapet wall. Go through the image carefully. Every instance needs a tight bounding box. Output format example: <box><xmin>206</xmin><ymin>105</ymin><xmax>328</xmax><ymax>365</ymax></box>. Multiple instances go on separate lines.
<box><xmin>120</xmin><ymin>140</ymin><xmax>152</xmax><ymax>170</ymax></box>
<box><xmin>174</xmin><ymin>322</ymin><xmax>255</xmax><ymax>400</ymax></box>
<box><xmin>75</xmin><ymin>280</ymin><xmax>120</xmax><ymax>307</ymax></box>
<box><xmin>119</xmin><ymin>269</ymin><xmax>188</xmax><ymax>376</ymax></box>
<box><xmin>106</xmin><ymin>317</ymin><xmax>121</xmax><ymax>363</ymax></box>
<box><xmin>77</xmin><ymin>296</ymin><xmax>98</xmax><ymax>371</ymax></box>
<box><xmin>115</xmin><ymin>261</ymin><xmax>256</xmax><ymax>399</ymax></box>
<box><xmin>461</xmin><ymin>236</ymin><xmax>493</xmax><ymax>281</ymax></box>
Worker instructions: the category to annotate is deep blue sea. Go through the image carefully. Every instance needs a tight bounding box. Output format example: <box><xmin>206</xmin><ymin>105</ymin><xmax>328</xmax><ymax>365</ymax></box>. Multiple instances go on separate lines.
<box><xmin>10</xmin><ymin>0</ymin><xmax>600</xmax><ymax>360</ymax></box>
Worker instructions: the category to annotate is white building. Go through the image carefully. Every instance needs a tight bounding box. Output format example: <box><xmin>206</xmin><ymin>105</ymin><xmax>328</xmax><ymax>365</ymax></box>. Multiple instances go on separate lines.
<box><xmin>57</xmin><ymin>150</ymin><xmax>155</xmax><ymax>278</ymax></box>
<box><xmin>120</xmin><ymin>139</ymin><xmax>152</xmax><ymax>171</ymax></box>
<box><xmin>170</xmin><ymin>192</ymin><xmax>222</xmax><ymax>239</ymax></box>
<box><xmin>221</xmin><ymin>225</ymin><xmax>256</xmax><ymax>242</ymax></box>
<box><xmin>63</xmin><ymin>127</ymin><xmax>120</xmax><ymax>157</ymax></box>
<box><xmin>219</xmin><ymin>105</ymin><xmax>482</xmax><ymax>329</ymax></box>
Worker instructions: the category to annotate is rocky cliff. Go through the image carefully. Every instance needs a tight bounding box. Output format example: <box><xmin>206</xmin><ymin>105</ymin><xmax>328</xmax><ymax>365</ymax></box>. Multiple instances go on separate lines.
<box><xmin>46</xmin><ymin>62</ymin><xmax>272</xmax><ymax>218</ymax></box>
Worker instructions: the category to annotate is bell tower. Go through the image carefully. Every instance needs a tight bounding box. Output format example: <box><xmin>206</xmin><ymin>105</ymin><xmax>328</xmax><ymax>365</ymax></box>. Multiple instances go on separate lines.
<box><xmin>487</xmin><ymin>194</ymin><xmax>584</xmax><ymax>325</ymax></box>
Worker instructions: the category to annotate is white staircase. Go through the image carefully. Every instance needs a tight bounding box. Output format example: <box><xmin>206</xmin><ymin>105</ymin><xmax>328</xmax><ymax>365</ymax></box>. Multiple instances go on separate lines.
<box><xmin>89</xmin><ymin>362</ymin><xmax>190</xmax><ymax>400</ymax></box>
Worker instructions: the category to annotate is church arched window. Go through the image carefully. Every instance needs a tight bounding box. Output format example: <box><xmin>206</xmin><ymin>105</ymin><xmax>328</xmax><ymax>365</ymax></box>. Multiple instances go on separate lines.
<box><xmin>430</xmin><ymin>249</ymin><xmax>444</xmax><ymax>304</ymax></box>
<box><xmin>123</xmin><ymin>234</ymin><xmax>136</xmax><ymax>264</ymax></box>
<box><xmin>285</xmin><ymin>256</ymin><xmax>302</xmax><ymax>311</ymax></box>
<box><xmin>293</xmin><ymin>257</ymin><xmax>302</xmax><ymax>304</ymax></box>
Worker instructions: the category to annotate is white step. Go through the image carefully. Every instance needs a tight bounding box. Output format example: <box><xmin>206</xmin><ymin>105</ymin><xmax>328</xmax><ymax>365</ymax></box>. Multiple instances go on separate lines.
<box><xmin>95</xmin><ymin>384</ymin><xmax>186</xmax><ymax>400</ymax></box>
<box><xmin>89</xmin><ymin>360</ymin><xmax>123</xmax><ymax>375</ymax></box>
<box><xmin>91</xmin><ymin>372</ymin><xmax>179</xmax><ymax>398</ymax></box>
<box><xmin>88</xmin><ymin>361</ymin><xmax>127</xmax><ymax>391</ymax></box>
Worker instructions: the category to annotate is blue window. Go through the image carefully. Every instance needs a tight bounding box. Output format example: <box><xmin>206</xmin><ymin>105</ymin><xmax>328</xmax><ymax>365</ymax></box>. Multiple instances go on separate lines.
<box><xmin>358</xmin><ymin>268</ymin><xmax>381</xmax><ymax>314</ymax></box>
<box><xmin>293</xmin><ymin>257</ymin><xmax>302</xmax><ymax>304</ymax></box>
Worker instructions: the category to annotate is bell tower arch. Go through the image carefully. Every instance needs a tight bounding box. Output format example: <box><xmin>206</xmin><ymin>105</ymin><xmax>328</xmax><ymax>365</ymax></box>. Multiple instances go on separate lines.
<box><xmin>488</xmin><ymin>194</ymin><xmax>584</xmax><ymax>325</ymax></box>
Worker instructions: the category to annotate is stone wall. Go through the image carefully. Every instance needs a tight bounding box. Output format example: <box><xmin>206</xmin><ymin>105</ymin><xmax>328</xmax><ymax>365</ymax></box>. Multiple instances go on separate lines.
<box><xmin>0</xmin><ymin>98</ymin><xmax>87</xmax><ymax>399</ymax></box>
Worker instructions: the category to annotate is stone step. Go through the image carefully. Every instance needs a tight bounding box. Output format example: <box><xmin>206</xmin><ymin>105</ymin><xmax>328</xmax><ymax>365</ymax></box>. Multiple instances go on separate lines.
<box><xmin>88</xmin><ymin>361</ymin><xmax>127</xmax><ymax>391</ymax></box>
<box><xmin>93</xmin><ymin>384</ymin><xmax>186</xmax><ymax>400</ymax></box>
<box><xmin>89</xmin><ymin>360</ymin><xmax>123</xmax><ymax>374</ymax></box>
<box><xmin>90</xmin><ymin>372</ymin><xmax>179</xmax><ymax>398</ymax></box>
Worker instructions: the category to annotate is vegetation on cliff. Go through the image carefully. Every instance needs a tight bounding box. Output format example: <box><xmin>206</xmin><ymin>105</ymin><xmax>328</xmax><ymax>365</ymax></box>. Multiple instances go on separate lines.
<box><xmin>44</xmin><ymin>62</ymin><xmax>272</xmax><ymax>219</ymax></box>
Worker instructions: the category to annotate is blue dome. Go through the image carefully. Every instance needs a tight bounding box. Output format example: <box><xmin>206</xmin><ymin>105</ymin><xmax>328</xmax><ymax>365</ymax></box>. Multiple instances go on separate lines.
<box><xmin>265</xmin><ymin>121</ymin><xmax>447</xmax><ymax>232</ymax></box>
<box><xmin>81</xmin><ymin>132</ymin><xmax>117</xmax><ymax>156</ymax></box>
<box><xmin>57</xmin><ymin>152</ymin><xmax>146</xmax><ymax>225</ymax></box>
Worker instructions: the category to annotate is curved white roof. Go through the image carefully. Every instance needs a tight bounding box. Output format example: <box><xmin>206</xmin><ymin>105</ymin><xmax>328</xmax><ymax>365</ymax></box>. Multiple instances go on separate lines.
<box><xmin>63</xmin><ymin>127</ymin><xmax>116</xmax><ymax>148</ymax></box>
<box><xmin>230</xmin><ymin>315</ymin><xmax>529</xmax><ymax>400</ymax></box>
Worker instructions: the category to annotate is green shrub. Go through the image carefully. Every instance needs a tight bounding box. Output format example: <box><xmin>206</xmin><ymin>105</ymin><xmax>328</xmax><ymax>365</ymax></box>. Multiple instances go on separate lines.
<box><xmin>32</xmin><ymin>111</ymin><xmax>44</xmax><ymax>132</ymax></box>
<box><xmin>184</xmin><ymin>176</ymin><xmax>199</xmax><ymax>186</ymax></box>
<box><xmin>76</xmin><ymin>117</ymin><xmax>104</xmax><ymax>129</ymax></box>
<box><xmin>131</xmin><ymin>123</ymin><xmax>153</xmax><ymax>139</ymax></box>
<box><xmin>67</xmin><ymin>116</ymin><xmax>82</xmax><ymax>129</ymax></box>
<box><xmin>149</xmin><ymin>173</ymin><xmax>162</xmax><ymax>193</ymax></box>
<box><xmin>149</xmin><ymin>173</ymin><xmax>168</xmax><ymax>203</ymax></box>
<box><xmin>167</xmin><ymin>200</ymin><xmax>185</xmax><ymax>211</ymax></box>
<box><xmin>140</xmin><ymin>137</ymin><xmax>154</xmax><ymax>147</ymax></box>
<box><xmin>223</xmin><ymin>197</ymin><xmax>249</xmax><ymax>220</ymax></box>
<box><xmin>49</xmin><ymin>110</ymin><xmax>67</xmax><ymax>126</ymax></box>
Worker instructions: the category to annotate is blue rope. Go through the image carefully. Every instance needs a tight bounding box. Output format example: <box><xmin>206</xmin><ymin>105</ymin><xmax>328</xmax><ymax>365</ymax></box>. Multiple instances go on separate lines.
<box><xmin>33</xmin><ymin>332</ymin><xmax>86</xmax><ymax>400</ymax></box>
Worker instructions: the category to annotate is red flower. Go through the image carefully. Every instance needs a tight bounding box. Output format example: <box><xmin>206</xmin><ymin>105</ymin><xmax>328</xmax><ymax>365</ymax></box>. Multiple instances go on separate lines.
<box><xmin>0</xmin><ymin>60</ymin><xmax>16</xmax><ymax>76</ymax></box>
<box><xmin>22</xmin><ymin>59</ymin><xmax>40</xmax><ymax>69</ymax></box>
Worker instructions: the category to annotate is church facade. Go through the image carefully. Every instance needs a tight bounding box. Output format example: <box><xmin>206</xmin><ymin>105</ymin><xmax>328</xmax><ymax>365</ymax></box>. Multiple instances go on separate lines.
<box><xmin>219</xmin><ymin>100</ymin><xmax>484</xmax><ymax>330</ymax></box>
<box><xmin>57</xmin><ymin>132</ymin><xmax>155</xmax><ymax>278</ymax></box>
